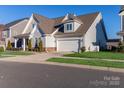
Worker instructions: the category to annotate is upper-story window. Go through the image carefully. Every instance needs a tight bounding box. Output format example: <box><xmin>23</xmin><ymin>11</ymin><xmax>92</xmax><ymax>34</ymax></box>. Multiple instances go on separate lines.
<box><xmin>67</xmin><ymin>23</ymin><xmax>73</xmax><ymax>30</ymax></box>
<box><xmin>64</xmin><ymin>23</ymin><xmax>73</xmax><ymax>32</ymax></box>
<box><xmin>32</xmin><ymin>23</ymin><xmax>36</xmax><ymax>28</ymax></box>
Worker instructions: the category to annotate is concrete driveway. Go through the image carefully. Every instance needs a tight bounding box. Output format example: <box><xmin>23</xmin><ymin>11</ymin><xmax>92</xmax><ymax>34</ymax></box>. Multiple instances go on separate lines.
<box><xmin>0</xmin><ymin>52</ymin><xmax>62</xmax><ymax>63</ymax></box>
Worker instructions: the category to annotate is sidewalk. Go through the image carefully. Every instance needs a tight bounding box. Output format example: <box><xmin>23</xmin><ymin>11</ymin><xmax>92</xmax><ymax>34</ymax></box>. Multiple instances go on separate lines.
<box><xmin>0</xmin><ymin>52</ymin><xmax>62</xmax><ymax>63</ymax></box>
<box><xmin>0</xmin><ymin>53</ymin><xmax>123</xmax><ymax>73</ymax></box>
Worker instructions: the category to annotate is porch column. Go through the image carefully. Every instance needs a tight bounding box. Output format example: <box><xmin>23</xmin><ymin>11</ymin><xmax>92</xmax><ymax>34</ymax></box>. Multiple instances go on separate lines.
<box><xmin>23</xmin><ymin>38</ymin><xmax>26</xmax><ymax>51</ymax></box>
<box><xmin>14</xmin><ymin>38</ymin><xmax>17</xmax><ymax>48</ymax></box>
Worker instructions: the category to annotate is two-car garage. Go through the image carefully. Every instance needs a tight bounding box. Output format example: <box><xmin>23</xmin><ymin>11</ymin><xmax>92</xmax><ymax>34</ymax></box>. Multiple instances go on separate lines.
<box><xmin>57</xmin><ymin>39</ymin><xmax>80</xmax><ymax>52</ymax></box>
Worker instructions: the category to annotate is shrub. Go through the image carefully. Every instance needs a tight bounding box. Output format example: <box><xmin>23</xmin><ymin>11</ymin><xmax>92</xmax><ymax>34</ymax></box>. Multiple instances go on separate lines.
<box><xmin>38</xmin><ymin>38</ymin><xmax>43</xmax><ymax>52</ymax></box>
<box><xmin>0</xmin><ymin>47</ymin><xmax>4</xmax><ymax>52</ymax></box>
<box><xmin>28</xmin><ymin>39</ymin><xmax>32</xmax><ymax>51</ymax></box>
<box><xmin>110</xmin><ymin>46</ymin><xmax>118</xmax><ymax>52</ymax></box>
<box><xmin>117</xmin><ymin>41</ymin><xmax>124</xmax><ymax>52</ymax></box>
<box><xmin>81</xmin><ymin>47</ymin><xmax>85</xmax><ymax>52</ymax></box>
<box><xmin>7</xmin><ymin>40</ymin><xmax>12</xmax><ymax>50</ymax></box>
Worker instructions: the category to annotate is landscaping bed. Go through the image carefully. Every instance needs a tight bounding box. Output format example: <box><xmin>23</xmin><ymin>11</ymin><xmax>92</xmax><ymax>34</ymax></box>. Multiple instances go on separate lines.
<box><xmin>64</xmin><ymin>52</ymin><xmax>124</xmax><ymax>60</ymax></box>
<box><xmin>47</xmin><ymin>58</ymin><xmax>124</xmax><ymax>68</ymax></box>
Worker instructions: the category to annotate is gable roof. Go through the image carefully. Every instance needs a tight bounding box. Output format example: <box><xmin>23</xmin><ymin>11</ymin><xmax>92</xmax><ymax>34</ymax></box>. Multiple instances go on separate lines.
<box><xmin>33</xmin><ymin>13</ymin><xmax>55</xmax><ymax>34</ymax></box>
<box><xmin>62</xmin><ymin>14</ymin><xmax>83</xmax><ymax>24</ymax></box>
<box><xmin>4</xmin><ymin>18</ymin><xmax>29</xmax><ymax>30</ymax></box>
<box><xmin>0</xmin><ymin>24</ymin><xmax>6</xmax><ymax>31</ymax></box>
<box><xmin>54</xmin><ymin>12</ymin><xmax>100</xmax><ymax>37</ymax></box>
<box><xmin>32</xmin><ymin>12</ymin><xmax>100</xmax><ymax>38</ymax></box>
<box><xmin>13</xmin><ymin>12</ymin><xmax>107</xmax><ymax>39</ymax></box>
<box><xmin>119</xmin><ymin>5</ymin><xmax>124</xmax><ymax>14</ymax></box>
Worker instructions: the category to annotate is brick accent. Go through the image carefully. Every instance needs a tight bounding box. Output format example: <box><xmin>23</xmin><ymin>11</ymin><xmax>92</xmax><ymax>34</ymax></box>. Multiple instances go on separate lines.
<box><xmin>44</xmin><ymin>47</ymin><xmax>56</xmax><ymax>52</ymax></box>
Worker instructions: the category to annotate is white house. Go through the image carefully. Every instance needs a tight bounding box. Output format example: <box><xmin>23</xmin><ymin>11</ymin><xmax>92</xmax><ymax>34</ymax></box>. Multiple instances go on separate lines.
<box><xmin>117</xmin><ymin>6</ymin><xmax>124</xmax><ymax>42</ymax></box>
<box><xmin>2</xmin><ymin>12</ymin><xmax>107</xmax><ymax>52</ymax></box>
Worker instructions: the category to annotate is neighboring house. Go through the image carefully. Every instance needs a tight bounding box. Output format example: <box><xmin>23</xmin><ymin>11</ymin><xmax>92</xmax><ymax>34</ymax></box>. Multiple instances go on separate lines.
<box><xmin>0</xmin><ymin>24</ymin><xmax>6</xmax><ymax>41</ymax></box>
<box><xmin>0</xmin><ymin>24</ymin><xmax>6</xmax><ymax>49</ymax></box>
<box><xmin>117</xmin><ymin>6</ymin><xmax>124</xmax><ymax>41</ymax></box>
<box><xmin>3</xmin><ymin>12</ymin><xmax>107</xmax><ymax>52</ymax></box>
<box><xmin>107</xmin><ymin>39</ymin><xmax>120</xmax><ymax>50</ymax></box>
<box><xmin>2</xmin><ymin>18</ymin><xmax>29</xmax><ymax>47</ymax></box>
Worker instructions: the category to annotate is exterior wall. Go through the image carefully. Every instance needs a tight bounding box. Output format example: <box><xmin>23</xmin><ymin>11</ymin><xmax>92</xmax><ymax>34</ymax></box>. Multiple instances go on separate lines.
<box><xmin>74</xmin><ymin>21</ymin><xmax>81</xmax><ymax>31</ymax></box>
<box><xmin>84</xmin><ymin>13</ymin><xmax>107</xmax><ymax>51</ymax></box>
<box><xmin>122</xmin><ymin>16</ymin><xmax>124</xmax><ymax>30</ymax></box>
<box><xmin>118</xmin><ymin>11</ymin><xmax>124</xmax><ymax>41</ymax></box>
<box><xmin>119</xmin><ymin>12</ymin><xmax>124</xmax><ymax>41</ymax></box>
<box><xmin>107</xmin><ymin>42</ymin><xmax>119</xmax><ymax>50</ymax></box>
<box><xmin>45</xmin><ymin>35</ymin><xmax>56</xmax><ymax>48</ymax></box>
<box><xmin>30</xmin><ymin>28</ymin><xmax>45</xmax><ymax>48</ymax></box>
<box><xmin>2</xmin><ymin>30</ymin><xmax>8</xmax><ymax>39</ymax></box>
<box><xmin>3</xmin><ymin>19</ymin><xmax>28</xmax><ymax>48</ymax></box>
<box><xmin>22</xmin><ymin>15</ymin><xmax>37</xmax><ymax>34</ymax></box>
<box><xmin>0</xmin><ymin>31</ymin><xmax>2</xmax><ymax>41</ymax></box>
<box><xmin>10</xmin><ymin>20</ymin><xmax>28</xmax><ymax>38</ymax></box>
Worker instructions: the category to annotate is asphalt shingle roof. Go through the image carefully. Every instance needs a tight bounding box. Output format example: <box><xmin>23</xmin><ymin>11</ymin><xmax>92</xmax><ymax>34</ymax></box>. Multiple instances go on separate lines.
<box><xmin>32</xmin><ymin>12</ymin><xmax>102</xmax><ymax>38</ymax></box>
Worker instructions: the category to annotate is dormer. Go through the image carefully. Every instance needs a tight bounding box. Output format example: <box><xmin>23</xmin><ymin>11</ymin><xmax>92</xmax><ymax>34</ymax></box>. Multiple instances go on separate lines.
<box><xmin>63</xmin><ymin>13</ymin><xmax>83</xmax><ymax>33</ymax></box>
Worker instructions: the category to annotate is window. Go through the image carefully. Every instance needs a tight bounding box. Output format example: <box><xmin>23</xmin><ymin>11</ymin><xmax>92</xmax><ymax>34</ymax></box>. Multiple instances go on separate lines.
<box><xmin>66</xmin><ymin>23</ymin><xmax>73</xmax><ymax>31</ymax></box>
<box><xmin>32</xmin><ymin>24</ymin><xmax>35</xmax><ymax>28</ymax></box>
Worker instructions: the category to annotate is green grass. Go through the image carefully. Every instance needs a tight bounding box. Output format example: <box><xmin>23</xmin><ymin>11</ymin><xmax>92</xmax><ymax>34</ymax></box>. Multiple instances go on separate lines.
<box><xmin>64</xmin><ymin>52</ymin><xmax>124</xmax><ymax>60</ymax></box>
<box><xmin>47</xmin><ymin>58</ymin><xmax>124</xmax><ymax>68</ymax></box>
<box><xmin>0</xmin><ymin>51</ymin><xmax>33</xmax><ymax>57</ymax></box>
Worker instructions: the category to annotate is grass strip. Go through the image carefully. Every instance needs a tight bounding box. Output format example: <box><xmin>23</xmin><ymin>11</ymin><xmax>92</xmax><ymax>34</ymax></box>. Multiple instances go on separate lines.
<box><xmin>47</xmin><ymin>57</ymin><xmax>124</xmax><ymax>68</ymax></box>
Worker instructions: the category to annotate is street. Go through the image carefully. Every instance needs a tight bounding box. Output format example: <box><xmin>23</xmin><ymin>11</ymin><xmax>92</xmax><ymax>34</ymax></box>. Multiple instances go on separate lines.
<box><xmin>0</xmin><ymin>61</ymin><xmax>123</xmax><ymax>88</ymax></box>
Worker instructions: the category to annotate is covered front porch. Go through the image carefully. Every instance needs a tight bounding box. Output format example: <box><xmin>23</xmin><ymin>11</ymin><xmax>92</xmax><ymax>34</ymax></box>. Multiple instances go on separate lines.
<box><xmin>14</xmin><ymin>33</ymin><xmax>30</xmax><ymax>51</ymax></box>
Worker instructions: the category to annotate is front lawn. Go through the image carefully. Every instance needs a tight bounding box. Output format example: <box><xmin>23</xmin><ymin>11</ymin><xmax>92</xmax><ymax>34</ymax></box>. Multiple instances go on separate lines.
<box><xmin>0</xmin><ymin>51</ymin><xmax>33</xmax><ymax>57</ymax></box>
<box><xmin>47</xmin><ymin>58</ymin><xmax>124</xmax><ymax>68</ymax></box>
<box><xmin>64</xmin><ymin>52</ymin><xmax>124</xmax><ymax>60</ymax></box>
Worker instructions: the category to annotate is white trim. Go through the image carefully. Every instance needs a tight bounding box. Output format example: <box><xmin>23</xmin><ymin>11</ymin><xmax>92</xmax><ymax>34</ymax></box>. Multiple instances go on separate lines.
<box><xmin>121</xmin><ymin>15</ymin><xmax>123</xmax><ymax>31</ymax></box>
<box><xmin>119</xmin><ymin>11</ymin><xmax>124</xmax><ymax>16</ymax></box>
<box><xmin>29</xmin><ymin>24</ymin><xmax>37</xmax><ymax>39</ymax></box>
<box><xmin>14</xmin><ymin>38</ymin><xmax>17</xmax><ymax>48</ymax></box>
<box><xmin>23</xmin><ymin>38</ymin><xmax>26</xmax><ymax>51</ymax></box>
<box><xmin>56</xmin><ymin>37</ymin><xmax>83</xmax><ymax>40</ymax></box>
<box><xmin>22</xmin><ymin>14</ymin><xmax>33</xmax><ymax>34</ymax></box>
<box><xmin>9</xmin><ymin>29</ymin><xmax>11</xmax><ymax>38</ymax></box>
<box><xmin>51</xmin><ymin>28</ymin><xmax>59</xmax><ymax>36</ymax></box>
<box><xmin>64</xmin><ymin>22</ymin><xmax>74</xmax><ymax>33</ymax></box>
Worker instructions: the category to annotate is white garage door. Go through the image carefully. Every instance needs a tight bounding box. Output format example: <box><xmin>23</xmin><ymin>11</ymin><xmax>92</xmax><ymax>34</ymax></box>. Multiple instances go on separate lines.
<box><xmin>57</xmin><ymin>40</ymin><xmax>79</xmax><ymax>52</ymax></box>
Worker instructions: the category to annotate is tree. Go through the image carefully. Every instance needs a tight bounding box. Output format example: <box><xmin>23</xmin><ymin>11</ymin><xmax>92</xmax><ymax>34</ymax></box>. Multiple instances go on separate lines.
<box><xmin>28</xmin><ymin>39</ymin><xmax>32</xmax><ymax>51</ymax></box>
<box><xmin>7</xmin><ymin>40</ymin><xmax>12</xmax><ymax>50</ymax></box>
<box><xmin>38</xmin><ymin>38</ymin><xmax>43</xmax><ymax>52</ymax></box>
<box><xmin>117</xmin><ymin>40</ymin><xmax>124</xmax><ymax>52</ymax></box>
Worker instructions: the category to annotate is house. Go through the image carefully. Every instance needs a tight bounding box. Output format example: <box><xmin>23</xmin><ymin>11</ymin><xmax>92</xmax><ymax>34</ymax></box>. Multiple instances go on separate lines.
<box><xmin>0</xmin><ymin>24</ymin><xmax>6</xmax><ymax>41</ymax></box>
<box><xmin>2</xmin><ymin>18</ymin><xmax>29</xmax><ymax>47</ymax></box>
<box><xmin>107</xmin><ymin>39</ymin><xmax>120</xmax><ymax>50</ymax></box>
<box><xmin>117</xmin><ymin>6</ymin><xmax>124</xmax><ymax>41</ymax></box>
<box><xmin>2</xmin><ymin>12</ymin><xmax>107</xmax><ymax>52</ymax></box>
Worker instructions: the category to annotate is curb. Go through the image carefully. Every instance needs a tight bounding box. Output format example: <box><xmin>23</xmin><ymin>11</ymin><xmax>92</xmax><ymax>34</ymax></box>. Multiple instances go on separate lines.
<box><xmin>0</xmin><ymin>59</ymin><xmax>124</xmax><ymax>73</ymax></box>
<box><xmin>41</xmin><ymin>61</ymin><xmax>124</xmax><ymax>73</ymax></box>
